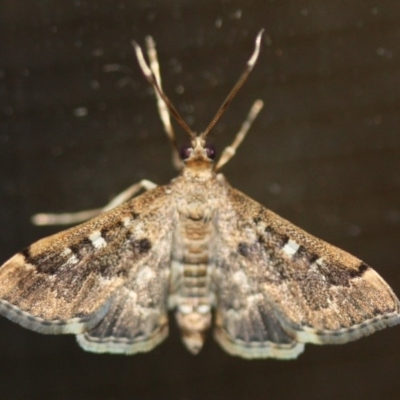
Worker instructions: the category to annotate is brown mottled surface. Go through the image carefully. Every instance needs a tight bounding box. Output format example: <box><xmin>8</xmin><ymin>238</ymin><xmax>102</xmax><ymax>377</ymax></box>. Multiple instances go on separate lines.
<box><xmin>0</xmin><ymin>187</ymin><xmax>173</xmax><ymax>326</ymax></box>
<box><xmin>1</xmin><ymin>1</ymin><xmax>400</xmax><ymax>399</ymax></box>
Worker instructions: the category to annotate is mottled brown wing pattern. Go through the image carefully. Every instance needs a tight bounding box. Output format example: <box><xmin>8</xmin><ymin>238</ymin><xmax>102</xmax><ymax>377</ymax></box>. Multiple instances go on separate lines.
<box><xmin>213</xmin><ymin>187</ymin><xmax>400</xmax><ymax>359</ymax></box>
<box><xmin>1</xmin><ymin>32</ymin><xmax>399</xmax><ymax>359</ymax></box>
<box><xmin>0</xmin><ymin>186</ymin><xmax>175</xmax><ymax>353</ymax></box>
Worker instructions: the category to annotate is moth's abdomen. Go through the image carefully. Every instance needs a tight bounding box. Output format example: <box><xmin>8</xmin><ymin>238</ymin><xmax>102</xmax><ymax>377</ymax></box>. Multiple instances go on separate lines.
<box><xmin>181</xmin><ymin>262</ymin><xmax>209</xmax><ymax>298</ymax></box>
<box><xmin>170</xmin><ymin>214</ymin><xmax>216</xmax><ymax>354</ymax></box>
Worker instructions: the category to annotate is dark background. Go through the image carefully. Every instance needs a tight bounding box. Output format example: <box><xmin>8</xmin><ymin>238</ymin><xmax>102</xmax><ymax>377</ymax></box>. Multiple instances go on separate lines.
<box><xmin>1</xmin><ymin>1</ymin><xmax>400</xmax><ymax>399</ymax></box>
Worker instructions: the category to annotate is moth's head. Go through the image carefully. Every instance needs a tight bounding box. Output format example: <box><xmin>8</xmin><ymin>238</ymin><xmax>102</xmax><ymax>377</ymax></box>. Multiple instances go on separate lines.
<box><xmin>179</xmin><ymin>136</ymin><xmax>216</xmax><ymax>171</ymax></box>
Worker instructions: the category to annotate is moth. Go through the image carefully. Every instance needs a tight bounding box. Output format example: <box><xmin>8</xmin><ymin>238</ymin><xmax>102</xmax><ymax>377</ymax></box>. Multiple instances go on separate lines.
<box><xmin>0</xmin><ymin>31</ymin><xmax>399</xmax><ymax>359</ymax></box>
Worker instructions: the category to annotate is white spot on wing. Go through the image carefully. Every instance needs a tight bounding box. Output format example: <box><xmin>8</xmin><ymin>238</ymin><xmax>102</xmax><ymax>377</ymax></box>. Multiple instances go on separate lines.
<box><xmin>282</xmin><ymin>239</ymin><xmax>300</xmax><ymax>257</ymax></box>
<box><xmin>89</xmin><ymin>231</ymin><xmax>107</xmax><ymax>249</ymax></box>
<box><xmin>232</xmin><ymin>271</ymin><xmax>251</xmax><ymax>292</ymax></box>
<box><xmin>232</xmin><ymin>270</ymin><xmax>248</xmax><ymax>285</ymax></box>
<box><xmin>133</xmin><ymin>222</ymin><xmax>145</xmax><ymax>237</ymax></box>
<box><xmin>61</xmin><ymin>248</ymin><xmax>72</xmax><ymax>256</ymax></box>
<box><xmin>122</xmin><ymin>217</ymin><xmax>131</xmax><ymax>227</ymax></box>
<box><xmin>65</xmin><ymin>254</ymin><xmax>78</xmax><ymax>265</ymax></box>
<box><xmin>137</xmin><ymin>266</ymin><xmax>156</xmax><ymax>283</ymax></box>
<box><xmin>316</xmin><ymin>257</ymin><xmax>324</xmax><ymax>266</ymax></box>
<box><xmin>61</xmin><ymin>247</ymin><xmax>78</xmax><ymax>265</ymax></box>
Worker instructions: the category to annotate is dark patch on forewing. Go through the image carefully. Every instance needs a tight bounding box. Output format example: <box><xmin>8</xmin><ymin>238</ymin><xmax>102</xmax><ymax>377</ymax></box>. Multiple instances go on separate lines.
<box><xmin>293</xmin><ymin>245</ymin><xmax>318</xmax><ymax>265</ymax></box>
<box><xmin>257</xmin><ymin>235</ymin><xmax>265</xmax><ymax>245</ymax></box>
<box><xmin>21</xmin><ymin>242</ymin><xmax>91</xmax><ymax>276</ymax></box>
<box><xmin>97</xmin><ymin>237</ymin><xmax>152</xmax><ymax>279</ymax></box>
<box><xmin>99</xmin><ymin>220</ymin><xmax>129</xmax><ymax>243</ymax></box>
<box><xmin>253</xmin><ymin>216</ymin><xmax>262</xmax><ymax>225</ymax></box>
<box><xmin>238</xmin><ymin>242</ymin><xmax>250</xmax><ymax>257</ymax></box>
<box><xmin>350</xmin><ymin>262</ymin><xmax>369</xmax><ymax>278</ymax></box>
<box><xmin>69</xmin><ymin>237</ymin><xmax>94</xmax><ymax>259</ymax></box>
<box><xmin>136</xmin><ymin>238</ymin><xmax>151</xmax><ymax>253</ymax></box>
<box><xmin>20</xmin><ymin>247</ymin><xmax>33</xmax><ymax>264</ymax></box>
<box><xmin>252</xmin><ymin>205</ymin><xmax>266</xmax><ymax>227</ymax></box>
<box><xmin>100</xmin><ymin>226</ymin><xmax>112</xmax><ymax>240</ymax></box>
<box><xmin>316</xmin><ymin>261</ymin><xmax>368</xmax><ymax>287</ymax></box>
<box><xmin>264</xmin><ymin>226</ymin><xmax>289</xmax><ymax>248</ymax></box>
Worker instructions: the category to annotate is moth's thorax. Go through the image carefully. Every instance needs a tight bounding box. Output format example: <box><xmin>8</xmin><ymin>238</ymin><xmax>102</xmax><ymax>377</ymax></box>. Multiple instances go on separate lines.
<box><xmin>172</xmin><ymin>171</ymin><xmax>227</xmax><ymax>219</ymax></box>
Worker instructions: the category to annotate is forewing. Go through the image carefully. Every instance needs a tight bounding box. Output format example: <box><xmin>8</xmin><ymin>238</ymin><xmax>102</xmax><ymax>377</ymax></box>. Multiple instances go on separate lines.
<box><xmin>213</xmin><ymin>187</ymin><xmax>400</xmax><ymax>359</ymax></box>
<box><xmin>0</xmin><ymin>186</ymin><xmax>175</xmax><ymax>343</ymax></box>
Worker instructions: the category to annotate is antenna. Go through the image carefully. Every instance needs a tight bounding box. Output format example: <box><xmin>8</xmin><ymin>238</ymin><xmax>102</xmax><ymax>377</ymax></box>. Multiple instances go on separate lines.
<box><xmin>201</xmin><ymin>29</ymin><xmax>264</xmax><ymax>139</ymax></box>
<box><xmin>133</xmin><ymin>29</ymin><xmax>264</xmax><ymax>144</ymax></box>
<box><xmin>132</xmin><ymin>40</ymin><xmax>196</xmax><ymax>140</ymax></box>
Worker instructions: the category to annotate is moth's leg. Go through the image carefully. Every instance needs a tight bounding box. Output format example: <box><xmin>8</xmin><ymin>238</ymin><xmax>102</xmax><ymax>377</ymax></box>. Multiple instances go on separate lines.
<box><xmin>31</xmin><ymin>179</ymin><xmax>157</xmax><ymax>226</ymax></box>
<box><xmin>215</xmin><ymin>99</ymin><xmax>264</xmax><ymax>171</ymax></box>
<box><xmin>145</xmin><ymin>36</ymin><xmax>182</xmax><ymax>171</ymax></box>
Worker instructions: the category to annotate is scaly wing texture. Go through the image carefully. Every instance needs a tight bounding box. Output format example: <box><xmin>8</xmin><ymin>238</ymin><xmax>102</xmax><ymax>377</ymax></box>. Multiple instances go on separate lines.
<box><xmin>0</xmin><ymin>186</ymin><xmax>175</xmax><ymax>354</ymax></box>
<box><xmin>213</xmin><ymin>187</ymin><xmax>400</xmax><ymax>359</ymax></box>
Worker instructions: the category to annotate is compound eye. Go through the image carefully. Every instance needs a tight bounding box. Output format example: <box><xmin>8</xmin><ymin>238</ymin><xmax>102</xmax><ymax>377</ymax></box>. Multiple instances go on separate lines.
<box><xmin>180</xmin><ymin>144</ymin><xmax>193</xmax><ymax>160</ymax></box>
<box><xmin>205</xmin><ymin>144</ymin><xmax>216</xmax><ymax>160</ymax></box>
